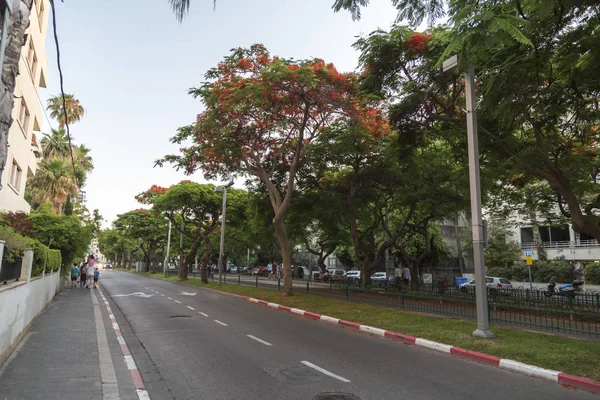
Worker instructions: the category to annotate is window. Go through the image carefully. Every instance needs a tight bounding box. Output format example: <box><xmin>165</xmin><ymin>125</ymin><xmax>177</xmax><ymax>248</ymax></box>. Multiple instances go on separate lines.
<box><xmin>18</xmin><ymin>99</ymin><xmax>30</xmax><ymax>135</ymax></box>
<box><xmin>26</xmin><ymin>40</ymin><xmax>38</xmax><ymax>82</ymax></box>
<box><xmin>9</xmin><ymin>159</ymin><xmax>22</xmax><ymax>192</ymax></box>
<box><xmin>441</xmin><ymin>225</ymin><xmax>456</xmax><ymax>238</ymax></box>
<box><xmin>37</xmin><ymin>0</ymin><xmax>45</xmax><ymax>31</ymax></box>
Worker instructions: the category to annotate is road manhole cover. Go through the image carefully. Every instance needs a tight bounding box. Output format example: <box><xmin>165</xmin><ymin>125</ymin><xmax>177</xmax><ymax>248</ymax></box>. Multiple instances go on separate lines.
<box><xmin>169</xmin><ymin>315</ymin><xmax>191</xmax><ymax>319</ymax></box>
<box><xmin>313</xmin><ymin>393</ymin><xmax>362</xmax><ymax>400</ymax></box>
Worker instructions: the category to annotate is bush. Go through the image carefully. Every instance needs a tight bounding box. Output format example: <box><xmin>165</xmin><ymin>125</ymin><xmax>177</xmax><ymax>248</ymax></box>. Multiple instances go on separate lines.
<box><xmin>486</xmin><ymin>267</ymin><xmax>510</xmax><ymax>278</ymax></box>
<box><xmin>30</xmin><ymin>242</ymin><xmax>62</xmax><ymax>276</ymax></box>
<box><xmin>584</xmin><ymin>264</ymin><xmax>600</xmax><ymax>285</ymax></box>
<box><xmin>47</xmin><ymin>249</ymin><xmax>61</xmax><ymax>272</ymax></box>
<box><xmin>534</xmin><ymin>261</ymin><xmax>574</xmax><ymax>283</ymax></box>
<box><xmin>510</xmin><ymin>262</ymin><xmax>532</xmax><ymax>282</ymax></box>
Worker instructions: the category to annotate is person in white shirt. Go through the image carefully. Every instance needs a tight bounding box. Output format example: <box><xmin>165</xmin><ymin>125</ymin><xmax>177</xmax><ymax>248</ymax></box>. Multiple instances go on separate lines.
<box><xmin>86</xmin><ymin>255</ymin><xmax>96</xmax><ymax>289</ymax></box>
<box><xmin>394</xmin><ymin>265</ymin><xmax>402</xmax><ymax>287</ymax></box>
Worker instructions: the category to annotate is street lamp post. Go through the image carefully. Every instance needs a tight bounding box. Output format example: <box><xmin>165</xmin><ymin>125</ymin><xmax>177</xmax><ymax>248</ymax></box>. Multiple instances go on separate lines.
<box><xmin>164</xmin><ymin>218</ymin><xmax>172</xmax><ymax>277</ymax></box>
<box><xmin>443</xmin><ymin>56</ymin><xmax>494</xmax><ymax>338</ymax></box>
<box><xmin>215</xmin><ymin>181</ymin><xmax>234</xmax><ymax>286</ymax></box>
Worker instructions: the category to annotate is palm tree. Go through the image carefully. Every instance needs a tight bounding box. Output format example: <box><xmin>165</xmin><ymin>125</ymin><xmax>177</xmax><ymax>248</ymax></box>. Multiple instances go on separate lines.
<box><xmin>46</xmin><ymin>94</ymin><xmax>85</xmax><ymax>128</ymax></box>
<box><xmin>74</xmin><ymin>144</ymin><xmax>93</xmax><ymax>172</ymax></box>
<box><xmin>40</xmin><ymin>129</ymin><xmax>71</xmax><ymax>159</ymax></box>
<box><xmin>167</xmin><ymin>0</ymin><xmax>216</xmax><ymax>22</ymax></box>
<box><xmin>29</xmin><ymin>158</ymin><xmax>79</xmax><ymax>215</ymax></box>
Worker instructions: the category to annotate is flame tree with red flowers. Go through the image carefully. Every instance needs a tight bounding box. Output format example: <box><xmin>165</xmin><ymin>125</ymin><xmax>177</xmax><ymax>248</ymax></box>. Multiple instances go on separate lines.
<box><xmin>157</xmin><ymin>44</ymin><xmax>388</xmax><ymax>295</ymax></box>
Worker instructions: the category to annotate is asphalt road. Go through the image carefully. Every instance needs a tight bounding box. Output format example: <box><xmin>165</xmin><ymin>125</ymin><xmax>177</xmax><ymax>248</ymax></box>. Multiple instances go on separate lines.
<box><xmin>100</xmin><ymin>270</ymin><xmax>596</xmax><ymax>400</ymax></box>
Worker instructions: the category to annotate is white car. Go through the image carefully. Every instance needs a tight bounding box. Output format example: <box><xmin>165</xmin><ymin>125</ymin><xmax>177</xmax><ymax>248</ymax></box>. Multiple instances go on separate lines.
<box><xmin>371</xmin><ymin>272</ymin><xmax>393</xmax><ymax>286</ymax></box>
<box><xmin>460</xmin><ymin>277</ymin><xmax>513</xmax><ymax>292</ymax></box>
<box><xmin>344</xmin><ymin>270</ymin><xmax>361</xmax><ymax>283</ymax></box>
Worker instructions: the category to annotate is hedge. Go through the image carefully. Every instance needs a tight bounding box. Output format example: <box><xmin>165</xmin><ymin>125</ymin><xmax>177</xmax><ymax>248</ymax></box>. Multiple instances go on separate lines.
<box><xmin>584</xmin><ymin>264</ymin><xmax>600</xmax><ymax>285</ymax></box>
<box><xmin>486</xmin><ymin>267</ymin><xmax>510</xmax><ymax>279</ymax></box>
<box><xmin>31</xmin><ymin>241</ymin><xmax>62</xmax><ymax>277</ymax></box>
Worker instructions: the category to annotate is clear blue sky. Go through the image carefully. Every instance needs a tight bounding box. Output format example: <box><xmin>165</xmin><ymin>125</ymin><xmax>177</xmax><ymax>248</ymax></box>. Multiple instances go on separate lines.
<box><xmin>41</xmin><ymin>0</ymin><xmax>398</xmax><ymax>227</ymax></box>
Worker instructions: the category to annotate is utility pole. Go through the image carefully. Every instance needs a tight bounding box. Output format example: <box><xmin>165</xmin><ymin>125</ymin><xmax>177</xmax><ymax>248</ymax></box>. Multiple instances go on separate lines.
<box><xmin>164</xmin><ymin>218</ymin><xmax>172</xmax><ymax>277</ymax></box>
<box><xmin>215</xmin><ymin>181</ymin><xmax>234</xmax><ymax>286</ymax></box>
<box><xmin>443</xmin><ymin>57</ymin><xmax>494</xmax><ymax>338</ymax></box>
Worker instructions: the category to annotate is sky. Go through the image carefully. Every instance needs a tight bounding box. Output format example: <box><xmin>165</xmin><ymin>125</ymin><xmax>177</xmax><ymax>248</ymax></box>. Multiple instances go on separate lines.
<box><xmin>40</xmin><ymin>0</ymin><xmax>399</xmax><ymax>227</ymax></box>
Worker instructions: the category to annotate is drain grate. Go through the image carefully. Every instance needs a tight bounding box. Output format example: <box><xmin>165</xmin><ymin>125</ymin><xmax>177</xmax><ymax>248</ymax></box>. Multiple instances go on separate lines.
<box><xmin>313</xmin><ymin>393</ymin><xmax>362</xmax><ymax>400</ymax></box>
<box><xmin>169</xmin><ymin>315</ymin><xmax>191</xmax><ymax>319</ymax></box>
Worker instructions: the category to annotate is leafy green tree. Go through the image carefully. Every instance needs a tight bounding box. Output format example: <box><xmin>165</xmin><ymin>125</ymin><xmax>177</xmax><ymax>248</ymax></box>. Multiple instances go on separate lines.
<box><xmin>30</xmin><ymin>204</ymin><xmax>93</xmax><ymax>266</ymax></box>
<box><xmin>113</xmin><ymin>209</ymin><xmax>167</xmax><ymax>273</ymax></box>
<box><xmin>463</xmin><ymin>221</ymin><xmax>523</xmax><ymax>269</ymax></box>
<box><xmin>354</xmin><ymin>4</ymin><xmax>600</xmax><ymax>243</ymax></box>
<box><xmin>157</xmin><ymin>45</ymin><xmax>386</xmax><ymax>295</ymax></box>
<box><xmin>147</xmin><ymin>181</ymin><xmax>247</xmax><ymax>282</ymax></box>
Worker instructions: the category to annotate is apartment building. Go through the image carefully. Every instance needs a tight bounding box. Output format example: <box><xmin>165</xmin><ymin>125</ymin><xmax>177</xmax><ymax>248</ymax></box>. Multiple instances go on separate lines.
<box><xmin>0</xmin><ymin>0</ymin><xmax>49</xmax><ymax>213</ymax></box>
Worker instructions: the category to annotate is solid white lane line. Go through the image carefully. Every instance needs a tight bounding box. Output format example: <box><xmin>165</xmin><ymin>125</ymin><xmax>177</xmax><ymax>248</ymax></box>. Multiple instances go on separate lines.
<box><xmin>214</xmin><ymin>320</ymin><xmax>228</xmax><ymax>326</ymax></box>
<box><xmin>247</xmin><ymin>335</ymin><xmax>272</xmax><ymax>346</ymax></box>
<box><xmin>199</xmin><ymin>312</ymin><xmax>209</xmax><ymax>317</ymax></box>
<box><xmin>301</xmin><ymin>361</ymin><xmax>350</xmax><ymax>383</ymax></box>
<box><xmin>174</xmin><ymin>300</ymin><xmax>181</xmax><ymax>304</ymax></box>
<box><xmin>186</xmin><ymin>306</ymin><xmax>195</xmax><ymax>310</ymax></box>
<box><xmin>90</xmin><ymin>289</ymin><xmax>120</xmax><ymax>398</ymax></box>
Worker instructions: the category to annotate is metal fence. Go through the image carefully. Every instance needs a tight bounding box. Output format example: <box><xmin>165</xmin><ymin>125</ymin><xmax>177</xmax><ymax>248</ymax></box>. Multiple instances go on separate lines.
<box><xmin>0</xmin><ymin>256</ymin><xmax>22</xmax><ymax>284</ymax></box>
<box><xmin>167</xmin><ymin>269</ymin><xmax>600</xmax><ymax>338</ymax></box>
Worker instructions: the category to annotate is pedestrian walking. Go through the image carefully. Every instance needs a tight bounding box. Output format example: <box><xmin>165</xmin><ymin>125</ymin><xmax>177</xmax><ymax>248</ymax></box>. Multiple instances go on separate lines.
<box><xmin>80</xmin><ymin>262</ymin><xmax>87</xmax><ymax>288</ymax></box>
<box><xmin>86</xmin><ymin>255</ymin><xmax>95</xmax><ymax>289</ymax></box>
<box><xmin>402</xmin><ymin>266</ymin><xmax>411</xmax><ymax>286</ymax></box>
<box><xmin>70</xmin><ymin>263</ymin><xmax>79</xmax><ymax>288</ymax></box>
<box><xmin>394</xmin><ymin>265</ymin><xmax>402</xmax><ymax>288</ymax></box>
<box><xmin>93</xmin><ymin>267</ymin><xmax>100</xmax><ymax>288</ymax></box>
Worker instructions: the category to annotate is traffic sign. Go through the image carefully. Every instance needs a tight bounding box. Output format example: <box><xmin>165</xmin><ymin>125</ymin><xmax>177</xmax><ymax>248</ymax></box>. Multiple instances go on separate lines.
<box><xmin>525</xmin><ymin>250</ymin><xmax>532</xmax><ymax>257</ymax></box>
<box><xmin>526</xmin><ymin>256</ymin><xmax>533</xmax><ymax>265</ymax></box>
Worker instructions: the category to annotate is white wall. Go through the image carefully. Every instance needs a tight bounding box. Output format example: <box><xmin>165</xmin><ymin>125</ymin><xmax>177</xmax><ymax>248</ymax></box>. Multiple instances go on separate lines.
<box><xmin>0</xmin><ymin>0</ymin><xmax>50</xmax><ymax>213</ymax></box>
<box><xmin>0</xmin><ymin>269</ymin><xmax>62</xmax><ymax>366</ymax></box>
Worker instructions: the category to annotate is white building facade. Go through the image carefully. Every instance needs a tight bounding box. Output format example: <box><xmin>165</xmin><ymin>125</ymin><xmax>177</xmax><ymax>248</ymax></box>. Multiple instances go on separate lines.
<box><xmin>0</xmin><ymin>0</ymin><xmax>49</xmax><ymax>213</ymax></box>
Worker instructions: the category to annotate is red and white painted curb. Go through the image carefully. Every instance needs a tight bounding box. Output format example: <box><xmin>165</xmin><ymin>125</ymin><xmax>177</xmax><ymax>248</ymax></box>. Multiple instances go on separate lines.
<box><xmin>242</xmin><ymin>296</ymin><xmax>600</xmax><ymax>394</ymax></box>
<box><xmin>98</xmin><ymin>289</ymin><xmax>150</xmax><ymax>400</ymax></box>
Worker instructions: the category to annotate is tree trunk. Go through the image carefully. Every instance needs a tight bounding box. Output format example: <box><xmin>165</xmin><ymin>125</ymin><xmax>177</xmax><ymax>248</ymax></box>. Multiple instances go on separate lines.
<box><xmin>148</xmin><ymin>246</ymin><xmax>156</xmax><ymax>273</ymax></box>
<box><xmin>0</xmin><ymin>1</ymin><xmax>33</xmax><ymax>188</ymax></box>
<box><xmin>317</xmin><ymin>255</ymin><xmax>326</xmax><ymax>273</ymax></box>
<box><xmin>200</xmin><ymin>244</ymin><xmax>212</xmax><ymax>284</ymax></box>
<box><xmin>273</xmin><ymin>218</ymin><xmax>293</xmax><ymax>295</ymax></box>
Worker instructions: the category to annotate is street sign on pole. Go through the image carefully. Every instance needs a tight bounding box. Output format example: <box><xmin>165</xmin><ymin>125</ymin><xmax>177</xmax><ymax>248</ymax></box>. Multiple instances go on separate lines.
<box><xmin>526</xmin><ymin>256</ymin><xmax>533</xmax><ymax>265</ymax></box>
<box><xmin>525</xmin><ymin>250</ymin><xmax>532</xmax><ymax>257</ymax></box>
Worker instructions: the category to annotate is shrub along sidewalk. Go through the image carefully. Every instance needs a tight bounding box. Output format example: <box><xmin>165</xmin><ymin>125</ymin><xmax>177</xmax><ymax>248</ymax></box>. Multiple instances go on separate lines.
<box><xmin>130</xmin><ymin>271</ymin><xmax>600</xmax><ymax>381</ymax></box>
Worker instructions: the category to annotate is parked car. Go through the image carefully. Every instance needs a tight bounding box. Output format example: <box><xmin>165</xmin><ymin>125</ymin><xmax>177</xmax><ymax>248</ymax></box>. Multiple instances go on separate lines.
<box><xmin>459</xmin><ymin>276</ymin><xmax>513</xmax><ymax>293</ymax></box>
<box><xmin>315</xmin><ymin>269</ymin><xmax>345</xmax><ymax>282</ymax></box>
<box><xmin>252</xmin><ymin>267</ymin><xmax>269</xmax><ymax>276</ymax></box>
<box><xmin>344</xmin><ymin>270</ymin><xmax>361</xmax><ymax>283</ymax></box>
<box><xmin>370</xmin><ymin>272</ymin><xmax>393</xmax><ymax>286</ymax></box>
<box><xmin>229</xmin><ymin>266</ymin><xmax>238</xmax><ymax>273</ymax></box>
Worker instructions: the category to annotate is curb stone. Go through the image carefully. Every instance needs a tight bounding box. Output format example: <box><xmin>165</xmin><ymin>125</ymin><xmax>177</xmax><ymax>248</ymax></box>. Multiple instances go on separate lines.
<box><xmin>127</xmin><ymin>271</ymin><xmax>600</xmax><ymax>395</ymax></box>
<box><xmin>243</xmin><ymin>295</ymin><xmax>600</xmax><ymax>395</ymax></box>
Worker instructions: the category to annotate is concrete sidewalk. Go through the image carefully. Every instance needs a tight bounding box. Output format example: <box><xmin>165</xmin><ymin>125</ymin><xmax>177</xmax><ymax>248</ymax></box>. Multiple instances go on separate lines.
<box><xmin>0</xmin><ymin>286</ymin><xmax>139</xmax><ymax>400</ymax></box>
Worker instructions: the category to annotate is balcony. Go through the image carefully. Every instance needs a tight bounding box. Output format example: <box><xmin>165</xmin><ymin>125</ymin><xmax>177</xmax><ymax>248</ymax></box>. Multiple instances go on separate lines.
<box><xmin>521</xmin><ymin>240</ymin><xmax>600</xmax><ymax>261</ymax></box>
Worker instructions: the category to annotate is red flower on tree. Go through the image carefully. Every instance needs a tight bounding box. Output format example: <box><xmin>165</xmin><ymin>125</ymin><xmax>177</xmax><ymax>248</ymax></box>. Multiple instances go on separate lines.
<box><xmin>404</xmin><ymin>33</ymin><xmax>432</xmax><ymax>55</ymax></box>
<box><xmin>157</xmin><ymin>44</ymin><xmax>389</xmax><ymax>295</ymax></box>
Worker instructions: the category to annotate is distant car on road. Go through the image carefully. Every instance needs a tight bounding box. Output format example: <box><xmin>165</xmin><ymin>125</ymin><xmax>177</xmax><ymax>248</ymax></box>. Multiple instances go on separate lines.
<box><xmin>344</xmin><ymin>270</ymin><xmax>361</xmax><ymax>283</ymax></box>
<box><xmin>459</xmin><ymin>276</ymin><xmax>513</xmax><ymax>293</ymax></box>
<box><xmin>370</xmin><ymin>272</ymin><xmax>393</xmax><ymax>286</ymax></box>
<box><xmin>103</xmin><ymin>263</ymin><xmax>112</xmax><ymax>270</ymax></box>
<box><xmin>229</xmin><ymin>266</ymin><xmax>238</xmax><ymax>273</ymax></box>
